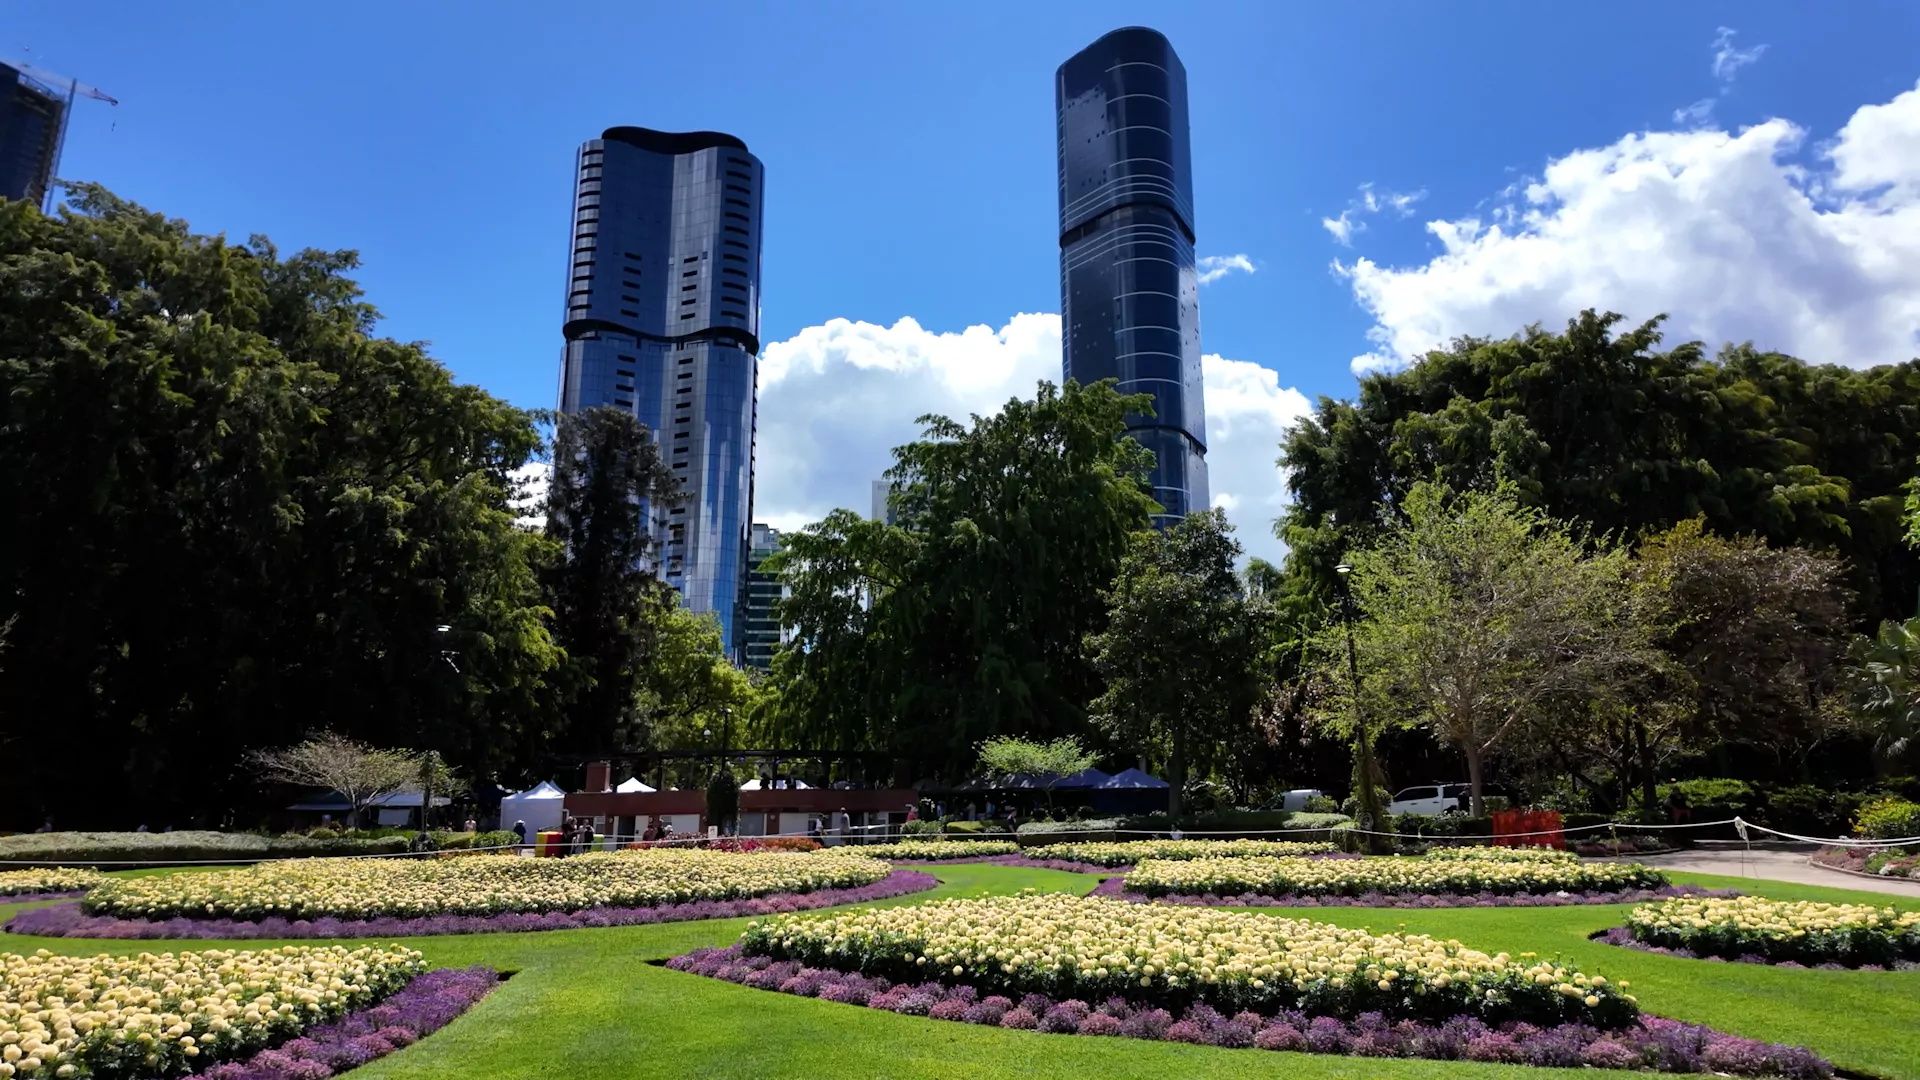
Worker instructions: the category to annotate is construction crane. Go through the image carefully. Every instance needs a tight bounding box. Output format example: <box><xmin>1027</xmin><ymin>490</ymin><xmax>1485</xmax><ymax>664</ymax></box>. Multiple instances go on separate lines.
<box><xmin>3</xmin><ymin>58</ymin><xmax>117</xmax><ymax>212</ymax></box>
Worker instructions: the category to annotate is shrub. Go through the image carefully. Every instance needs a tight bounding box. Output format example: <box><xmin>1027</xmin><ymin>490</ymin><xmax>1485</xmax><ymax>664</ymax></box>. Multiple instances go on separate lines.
<box><xmin>901</xmin><ymin>819</ymin><xmax>943</xmax><ymax>836</ymax></box>
<box><xmin>0</xmin><ymin>831</ymin><xmax>410</xmax><ymax>868</ymax></box>
<box><xmin>707</xmin><ymin>837</ymin><xmax>823</xmax><ymax>853</ymax></box>
<box><xmin>1015</xmin><ymin>818</ymin><xmax>1122</xmax><ymax>837</ymax></box>
<box><xmin>1301</xmin><ymin>795</ymin><xmax>1340</xmax><ymax>814</ymax></box>
<box><xmin>1853</xmin><ymin>797</ymin><xmax>1920</xmax><ymax>840</ymax></box>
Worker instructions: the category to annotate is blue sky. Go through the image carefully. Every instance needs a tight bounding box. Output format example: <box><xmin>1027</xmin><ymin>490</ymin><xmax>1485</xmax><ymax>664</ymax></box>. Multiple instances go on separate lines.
<box><xmin>14</xmin><ymin>1</ymin><xmax>1920</xmax><ymax>561</ymax></box>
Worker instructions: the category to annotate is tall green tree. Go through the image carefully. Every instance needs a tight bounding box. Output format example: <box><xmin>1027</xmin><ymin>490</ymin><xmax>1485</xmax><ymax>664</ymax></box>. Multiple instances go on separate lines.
<box><xmin>1630</xmin><ymin>518</ymin><xmax>1852</xmax><ymax>760</ymax></box>
<box><xmin>542</xmin><ymin>406</ymin><xmax>680</xmax><ymax>756</ymax></box>
<box><xmin>1845</xmin><ymin>617</ymin><xmax>1920</xmax><ymax>774</ymax></box>
<box><xmin>1324</xmin><ymin>482</ymin><xmax>1656</xmax><ymax>815</ymax></box>
<box><xmin>0</xmin><ymin>187</ymin><xmax>560</xmax><ymax>827</ymax></box>
<box><xmin>633</xmin><ymin>593</ymin><xmax>756</xmax><ymax>750</ymax></box>
<box><xmin>1085</xmin><ymin>510</ymin><xmax>1267</xmax><ymax>822</ymax></box>
<box><xmin>1280</xmin><ymin>310</ymin><xmax>1920</xmax><ymax>621</ymax></box>
<box><xmin>768</xmin><ymin>380</ymin><xmax>1159</xmax><ymax>773</ymax></box>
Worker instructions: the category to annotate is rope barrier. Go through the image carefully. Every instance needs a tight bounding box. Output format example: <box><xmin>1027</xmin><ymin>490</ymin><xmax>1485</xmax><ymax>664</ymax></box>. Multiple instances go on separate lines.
<box><xmin>3</xmin><ymin>816</ymin><xmax>1910</xmax><ymax>868</ymax></box>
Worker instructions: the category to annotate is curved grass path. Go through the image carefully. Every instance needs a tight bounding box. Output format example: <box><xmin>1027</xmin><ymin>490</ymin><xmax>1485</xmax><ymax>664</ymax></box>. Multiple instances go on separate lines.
<box><xmin>4</xmin><ymin>864</ymin><xmax>1916</xmax><ymax>1079</ymax></box>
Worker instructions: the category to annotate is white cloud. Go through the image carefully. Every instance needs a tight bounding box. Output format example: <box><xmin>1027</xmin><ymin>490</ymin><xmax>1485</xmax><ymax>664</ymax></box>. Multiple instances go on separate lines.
<box><xmin>1196</xmin><ymin>253</ymin><xmax>1256</xmax><ymax>285</ymax></box>
<box><xmin>1710</xmin><ymin>26</ymin><xmax>1767</xmax><ymax>83</ymax></box>
<box><xmin>510</xmin><ymin>460</ymin><xmax>548</xmax><ymax>529</ymax></box>
<box><xmin>1321</xmin><ymin>182</ymin><xmax>1426</xmax><ymax>246</ymax></box>
<box><xmin>1335</xmin><ymin>79</ymin><xmax>1920</xmax><ymax>375</ymax></box>
<box><xmin>1674</xmin><ymin>27</ymin><xmax>1768</xmax><ymax>127</ymax></box>
<box><xmin>1199</xmin><ymin>352</ymin><xmax>1315</xmax><ymax>563</ymax></box>
<box><xmin>754</xmin><ymin>313</ymin><xmax>1307</xmax><ymax>564</ymax></box>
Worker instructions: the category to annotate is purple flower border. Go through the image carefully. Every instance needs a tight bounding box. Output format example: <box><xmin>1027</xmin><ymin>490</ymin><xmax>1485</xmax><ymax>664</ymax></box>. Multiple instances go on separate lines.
<box><xmin>1087</xmin><ymin>877</ymin><xmax>1744</xmax><ymax>909</ymax></box>
<box><xmin>183</xmin><ymin>965</ymin><xmax>500</xmax><ymax>1080</ymax></box>
<box><xmin>1589</xmin><ymin>926</ymin><xmax>1920</xmax><ymax>972</ymax></box>
<box><xmin>662</xmin><ymin>945</ymin><xmax>1832</xmax><ymax>1078</ymax></box>
<box><xmin>3</xmin><ymin>870</ymin><xmax>939</xmax><ymax>940</ymax></box>
<box><xmin>0</xmin><ymin>890</ymin><xmax>87</xmax><ymax>903</ymax></box>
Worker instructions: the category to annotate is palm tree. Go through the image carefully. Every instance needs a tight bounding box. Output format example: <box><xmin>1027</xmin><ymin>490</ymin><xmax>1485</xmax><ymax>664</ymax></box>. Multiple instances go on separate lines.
<box><xmin>1846</xmin><ymin>617</ymin><xmax>1920</xmax><ymax>772</ymax></box>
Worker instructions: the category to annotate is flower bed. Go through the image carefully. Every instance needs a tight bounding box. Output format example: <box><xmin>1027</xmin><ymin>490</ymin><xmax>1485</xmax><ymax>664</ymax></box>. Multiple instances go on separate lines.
<box><xmin>740</xmin><ymin>893</ymin><xmax>1637</xmax><ymax>1026</ymax></box>
<box><xmin>1617</xmin><ymin>896</ymin><xmax>1920</xmax><ymax>968</ymax></box>
<box><xmin>666</xmin><ymin>943</ymin><xmax>1830</xmax><ymax>1077</ymax></box>
<box><xmin>1123</xmin><ymin>847</ymin><xmax>1666</xmax><ymax>900</ymax></box>
<box><xmin>0</xmin><ymin>943</ymin><xmax>425</xmax><ymax>1079</ymax></box>
<box><xmin>186</xmin><ymin>966</ymin><xmax>498</xmax><ymax>1080</ymax></box>
<box><xmin>873</xmin><ymin>840</ymin><xmax>1020</xmax><ymax>861</ymax></box>
<box><xmin>0</xmin><ymin>868</ymin><xmax>106</xmax><ymax>899</ymax></box>
<box><xmin>76</xmin><ymin>849</ymin><xmax>893</xmax><ymax>922</ymax></box>
<box><xmin>7</xmin><ymin>870</ymin><xmax>938</xmax><ymax>940</ymax></box>
<box><xmin>1024</xmin><ymin>839</ymin><xmax>1336</xmax><ymax>868</ymax></box>
<box><xmin>700</xmin><ymin>837</ymin><xmax>822</xmax><ymax>854</ymax></box>
<box><xmin>1088</xmin><ymin>875</ymin><xmax>1736</xmax><ymax>910</ymax></box>
<box><xmin>1811</xmin><ymin>845</ymin><xmax>1920</xmax><ymax>880</ymax></box>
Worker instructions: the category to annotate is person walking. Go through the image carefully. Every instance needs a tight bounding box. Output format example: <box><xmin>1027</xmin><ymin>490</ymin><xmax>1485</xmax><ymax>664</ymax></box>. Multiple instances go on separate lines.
<box><xmin>511</xmin><ymin>819</ymin><xmax>528</xmax><ymax>848</ymax></box>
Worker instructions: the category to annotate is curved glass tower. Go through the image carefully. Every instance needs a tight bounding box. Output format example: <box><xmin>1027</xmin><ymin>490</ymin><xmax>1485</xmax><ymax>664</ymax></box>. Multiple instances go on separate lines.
<box><xmin>558</xmin><ymin>127</ymin><xmax>763</xmax><ymax>657</ymax></box>
<box><xmin>1056</xmin><ymin>27</ymin><xmax>1208</xmax><ymax>523</ymax></box>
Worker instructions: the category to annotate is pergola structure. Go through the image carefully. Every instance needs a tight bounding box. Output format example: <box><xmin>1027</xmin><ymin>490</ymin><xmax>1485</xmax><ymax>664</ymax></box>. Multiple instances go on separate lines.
<box><xmin>556</xmin><ymin>752</ymin><xmax>919</xmax><ymax>842</ymax></box>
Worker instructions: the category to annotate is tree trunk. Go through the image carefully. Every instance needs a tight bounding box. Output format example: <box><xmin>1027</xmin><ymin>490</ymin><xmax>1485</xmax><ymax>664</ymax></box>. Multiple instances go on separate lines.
<box><xmin>1465</xmin><ymin>744</ymin><xmax>1485</xmax><ymax>818</ymax></box>
<box><xmin>1168</xmin><ymin>726</ymin><xmax>1186</xmax><ymax>826</ymax></box>
<box><xmin>1633</xmin><ymin>719</ymin><xmax>1657</xmax><ymax>823</ymax></box>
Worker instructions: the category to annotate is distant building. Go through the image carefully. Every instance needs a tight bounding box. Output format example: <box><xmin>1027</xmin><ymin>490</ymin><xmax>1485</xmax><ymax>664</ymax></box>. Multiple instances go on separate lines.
<box><xmin>556</xmin><ymin>127</ymin><xmax>765</xmax><ymax>659</ymax></box>
<box><xmin>870</xmin><ymin>479</ymin><xmax>897</xmax><ymax>525</ymax></box>
<box><xmin>743</xmin><ymin>523</ymin><xmax>789</xmax><ymax>670</ymax></box>
<box><xmin>0</xmin><ymin>64</ymin><xmax>65</xmax><ymax>209</ymax></box>
<box><xmin>1055</xmin><ymin>27</ymin><xmax>1209</xmax><ymax>525</ymax></box>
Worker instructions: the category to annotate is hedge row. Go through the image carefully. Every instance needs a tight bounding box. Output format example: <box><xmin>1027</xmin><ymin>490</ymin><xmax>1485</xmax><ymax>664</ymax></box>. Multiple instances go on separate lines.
<box><xmin>0</xmin><ymin>830</ymin><xmax>411</xmax><ymax>867</ymax></box>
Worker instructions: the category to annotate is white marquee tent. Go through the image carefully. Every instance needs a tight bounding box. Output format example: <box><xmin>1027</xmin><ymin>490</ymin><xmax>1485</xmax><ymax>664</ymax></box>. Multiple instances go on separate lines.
<box><xmin>614</xmin><ymin>776</ymin><xmax>657</xmax><ymax>794</ymax></box>
<box><xmin>498</xmin><ymin>780</ymin><xmax>567</xmax><ymax>835</ymax></box>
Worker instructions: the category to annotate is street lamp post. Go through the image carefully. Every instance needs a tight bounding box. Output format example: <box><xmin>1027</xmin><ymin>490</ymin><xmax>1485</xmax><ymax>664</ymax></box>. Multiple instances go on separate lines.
<box><xmin>1334</xmin><ymin>564</ymin><xmax>1387</xmax><ymax>855</ymax></box>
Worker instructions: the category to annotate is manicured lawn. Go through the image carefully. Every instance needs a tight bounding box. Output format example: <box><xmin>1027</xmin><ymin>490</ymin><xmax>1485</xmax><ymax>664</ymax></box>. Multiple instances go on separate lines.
<box><xmin>3</xmin><ymin>864</ymin><xmax>1914</xmax><ymax>1079</ymax></box>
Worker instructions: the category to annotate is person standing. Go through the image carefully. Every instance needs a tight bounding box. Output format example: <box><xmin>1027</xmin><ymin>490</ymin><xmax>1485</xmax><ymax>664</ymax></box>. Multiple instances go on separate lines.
<box><xmin>511</xmin><ymin>819</ymin><xmax>528</xmax><ymax>848</ymax></box>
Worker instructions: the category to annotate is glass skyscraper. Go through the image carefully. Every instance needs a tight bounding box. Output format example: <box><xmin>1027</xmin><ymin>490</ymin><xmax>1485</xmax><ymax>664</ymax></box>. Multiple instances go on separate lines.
<box><xmin>1055</xmin><ymin>27</ymin><xmax>1208</xmax><ymax>524</ymax></box>
<box><xmin>558</xmin><ymin>127</ymin><xmax>763</xmax><ymax>657</ymax></box>
<box><xmin>742</xmin><ymin>523</ymin><xmax>787</xmax><ymax>670</ymax></box>
<box><xmin>0</xmin><ymin>63</ymin><xmax>65</xmax><ymax>209</ymax></box>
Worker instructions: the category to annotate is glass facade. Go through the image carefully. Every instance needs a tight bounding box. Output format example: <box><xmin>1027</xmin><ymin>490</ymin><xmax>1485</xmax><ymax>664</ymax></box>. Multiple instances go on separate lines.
<box><xmin>0</xmin><ymin>64</ymin><xmax>65</xmax><ymax>208</ymax></box>
<box><xmin>558</xmin><ymin>127</ymin><xmax>763</xmax><ymax>659</ymax></box>
<box><xmin>1056</xmin><ymin>27</ymin><xmax>1209</xmax><ymax>524</ymax></box>
<box><xmin>742</xmin><ymin>523</ymin><xmax>787</xmax><ymax>670</ymax></box>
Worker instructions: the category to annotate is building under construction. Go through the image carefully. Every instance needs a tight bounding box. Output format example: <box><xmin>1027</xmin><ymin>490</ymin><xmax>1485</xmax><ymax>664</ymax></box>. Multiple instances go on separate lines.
<box><xmin>0</xmin><ymin>63</ymin><xmax>65</xmax><ymax>207</ymax></box>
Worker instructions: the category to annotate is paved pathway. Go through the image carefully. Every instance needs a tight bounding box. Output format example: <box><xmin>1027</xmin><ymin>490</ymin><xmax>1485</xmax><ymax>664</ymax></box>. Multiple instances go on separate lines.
<box><xmin>1625</xmin><ymin>846</ymin><xmax>1920</xmax><ymax>898</ymax></box>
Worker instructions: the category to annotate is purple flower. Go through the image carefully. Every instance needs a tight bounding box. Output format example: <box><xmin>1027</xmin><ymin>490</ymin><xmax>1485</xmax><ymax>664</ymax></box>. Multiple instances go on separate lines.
<box><xmin>962</xmin><ymin>1002</ymin><xmax>1006</xmax><ymax>1026</ymax></box>
<box><xmin>1000</xmin><ymin>1007</ymin><xmax>1038</xmax><ymax>1030</ymax></box>
<box><xmin>1079</xmin><ymin>1013</ymin><xmax>1122</xmax><ymax>1037</ymax></box>
<box><xmin>1582</xmin><ymin>1037</ymin><xmax>1640</xmax><ymax>1069</ymax></box>
<box><xmin>1255</xmin><ymin>1023</ymin><xmax>1304</xmax><ymax>1051</ymax></box>
<box><xmin>1465</xmin><ymin>1032</ymin><xmax>1521</xmax><ymax>1063</ymax></box>
<box><xmin>1306</xmin><ymin>1016</ymin><xmax>1351</xmax><ymax>1054</ymax></box>
<box><xmin>1165</xmin><ymin>1020</ymin><xmax>1213</xmax><ymax>1045</ymax></box>
<box><xmin>929</xmin><ymin>999</ymin><xmax>969</xmax><ymax>1022</ymax></box>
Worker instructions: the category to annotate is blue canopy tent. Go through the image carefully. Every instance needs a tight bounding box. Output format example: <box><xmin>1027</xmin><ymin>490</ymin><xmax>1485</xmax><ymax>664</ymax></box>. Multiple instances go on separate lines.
<box><xmin>1091</xmin><ymin>768</ymin><xmax>1170</xmax><ymax>815</ymax></box>
<box><xmin>1052</xmin><ymin>768</ymin><xmax>1111</xmax><ymax>790</ymax></box>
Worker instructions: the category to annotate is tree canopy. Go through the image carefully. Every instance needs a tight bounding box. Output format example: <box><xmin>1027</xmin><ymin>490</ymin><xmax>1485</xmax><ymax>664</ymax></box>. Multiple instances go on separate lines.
<box><xmin>766</xmin><ymin>379</ymin><xmax>1159</xmax><ymax>774</ymax></box>
<box><xmin>542</xmin><ymin>405</ymin><xmax>681</xmax><ymax>755</ymax></box>
<box><xmin>1086</xmin><ymin>510</ymin><xmax>1268</xmax><ymax>821</ymax></box>
<box><xmin>1321</xmin><ymin>482</ymin><xmax>1655</xmax><ymax>814</ymax></box>
<box><xmin>0</xmin><ymin>187</ymin><xmax>561</xmax><ymax>826</ymax></box>
<box><xmin>1280</xmin><ymin>310</ymin><xmax>1920</xmax><ymax>621</ymax></box>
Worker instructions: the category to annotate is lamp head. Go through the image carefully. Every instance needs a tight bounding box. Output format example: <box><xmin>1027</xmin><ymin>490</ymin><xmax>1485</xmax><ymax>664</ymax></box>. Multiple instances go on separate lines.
<box><xmin>1334</xmin><ymin>564</ymin><xmax>1353</xmax><ymax>575</ymax></box>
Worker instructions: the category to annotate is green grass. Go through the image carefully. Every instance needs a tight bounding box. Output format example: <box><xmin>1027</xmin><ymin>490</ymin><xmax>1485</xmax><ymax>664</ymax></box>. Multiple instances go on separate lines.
<box><xmin>2</xmin><ymin>865</ymin><xmax>1914</xmax><ymax>1079</ymax></box>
